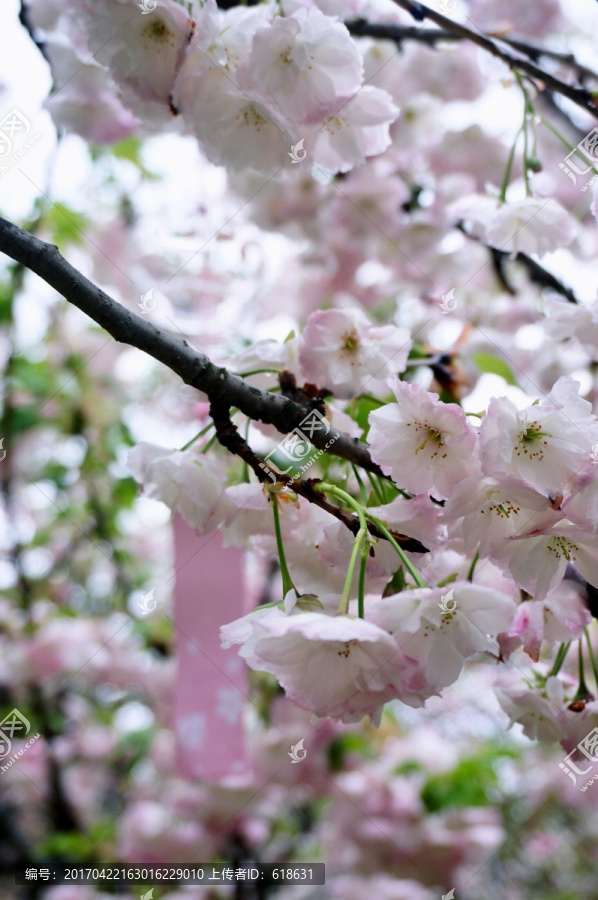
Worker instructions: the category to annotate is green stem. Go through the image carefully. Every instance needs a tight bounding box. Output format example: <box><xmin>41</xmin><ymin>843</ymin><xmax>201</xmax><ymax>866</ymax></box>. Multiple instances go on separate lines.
<box><xmin>365</xmin><ymin>512</ymin><xmax>429</xmax><ymax>589</ymax></box>
<box><xmin>179</xmin><ymin>421</ymin><xmax>215</xmax><ymax>451</ymax></box>
<box><xmin>539</xmin><ymin>116</ymin><xmax>598</xmax><ymax>176</ymax></box>
<box><xmin>585</xmin><ymin>628</ymin><xmax>598</xmax><ymax>689</ymax></box>
<box><xmin>466</xmin><ymin>549</ymin><xmax>479</xmax><ymax>583</ymax></box>
<box><xmin>271</xmin><ymin>495</ymin><xmax>295</xmax><ymax>596</ymax></box>
<box><xmin>499</xmin><ymin>126</ymin><xmax>523</xmax><ymax>202</ymax></box>
<box><xmin>358</xmin><ymin>541</ymin><xmax>368</xmax><ymax>620</ymax></box>
<box><xmin>242</xmin><ymin>417</ymin><xmax>251</xmax><ymax>482</ymax></box>
<box><xmin>514</xmin><ymin>70</ymin><xmax>533</xmax><ymax>196</ymax></box>
<box><xmin>313</xmin><ymin>483</ymin><xmax>368</xmax><ymax>614</ymax></box>
<box><xmin>548</xmin><ymin>641</ymin><xmax>571</xmax><ymax>678</ymax></box>
<box><xmin>575</xmin><ymin>639</ymin><xmax>590</xmax><ymax>700</ymax></box>
<box><xmin>239</xmin><ymin>368</ymin><xmax>281</xmax><ymax>377</ymax></box>
<box><xmin>200</xmin><ymin>433</ymin><xmax>218</xmax><ymax>455</ymax></box>
<box><xmin>352</xmin><ymin>464</ymin><xmax>369</xmax><ymax>506</ymax></box>
<box><xmin>366</xmin><ymin>471</ymin><xmax>385</xmax><ymax>504</ymax></box>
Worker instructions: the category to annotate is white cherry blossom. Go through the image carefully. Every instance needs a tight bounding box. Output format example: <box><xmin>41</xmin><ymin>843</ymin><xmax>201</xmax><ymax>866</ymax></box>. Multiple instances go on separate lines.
<box><xmin>127</xmin><ymin>442</ymin><xmax>226</xmax><ymax>532</ymax></box>
<box><xmin>370</xmin><ymin>583</ymin><xmax>517</xmax><ymax>690</ymax></box>
<box><xmin>239</xmin><ymin>8</ymin><xmax>363</xmax><ymax>125</ymax></box>
<box><xmin>368</xmin><ymin>378</ymin><xmax>478</xmax><ymax>498</ymax></box>
<box><xmin>298</xmin><ymin>308</ymin><xmax>411</xmax><ymax>398</ymax></box>
<box><xmin>479</xmin><ymin>377</ymin><xmax>598</xmax><ymax>495</ymax></box>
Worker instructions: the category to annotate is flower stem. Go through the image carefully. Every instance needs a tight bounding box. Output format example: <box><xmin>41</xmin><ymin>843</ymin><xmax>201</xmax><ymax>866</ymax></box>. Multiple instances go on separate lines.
<box><xmin>358</xmin><ymin>541</ymin><xmax>368</xmax><ymax>619</ymax></box>
<box><xmin>499</xmin><ymin>126</ymin><xmax>523</xmax><ymax>202</ymax></box>
<box><xmin>364</xmin><ymin>512</ymin><xmax>429</xmax><ymax>589</ymax></box>
<box><xmin>575</xmin><ymin>638</ymin><xmax>591</xmax><ymax>700</ymax></box>
<box><xmin>271</xmin><ymin>494</ymin><xmax>295</xmax><ymax>596</ymax></box>
<box><xmin>466</xmin><ymin>549</ymin><xmax>479</xmax><ymax>583</ymax></box>
<box><xmin>585</xmin><ymin>628</ymin><xmax>598</xmax><ymax>689</ymax></box>
<box><xmin>539</xmin><ymin>115</ymin><xmax>598</xmax><ymax>176</ymax></box>
<box><xmin>314</xmin><ymin>483</ymin><xmax>369</xmax><ymax>614</ymax></box>
<box><xmin>179</xmin><ymin>421</ymin><xmax>215</xmax><ymax>451</ymax></box>
<box><xmin>548</xmin><ymin>641</ymin><xmax>571</xmax><ymax>678</ymax></box>
<box><xmin>352</xmin><ymin>464</ymin><xmax>369</xmax><ymax>506</ymax></box>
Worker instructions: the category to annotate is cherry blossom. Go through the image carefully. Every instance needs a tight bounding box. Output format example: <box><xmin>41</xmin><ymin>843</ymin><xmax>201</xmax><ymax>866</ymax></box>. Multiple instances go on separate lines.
<box><xmin>311</xmin><ymin>86</ymin><xmax>399</xmax><ymax>174</ymax></box>
<box><xmin>298</xmin><ymin>308</ymin><xmax>411</xmax><ymax>398</ymax></box>
<box><xmin>368</xmin><ymin>378</ymin><xmax>478</xmax><ymax>498</ymax></box>
<box><xmin>444</xmin><ymin>474</ymin><xmax>549</xmax><ymax>558</ymax></box>
<box><xmin>502</xmin><ymin>582</ymin><xmax>591</xmax><ymax>662</ymax></box>
<box><xmin>479</xmin><ymin>377</ymin><xmax>598</xmax><ymax>496</ymax></box>
<box><xmin>370</xmin><ymin>583</ymin><xmax>517</xmax><ymax>689</ymax></box>
<box><xmin>494</xmin><ymin>518</ymin><xmax>598</xmax><ymax>602</ymax></box>
<box><xmin>222</xmin><ymin>609</ymin><xmax>431</xmax><ymax>723</ymax></box>
<box><xmin>127</xmin><ymin>442</ymin><xmax>226</xmax><ymax>532</ymax></box>
<box><xmin>239</xmin><ymin>8</ymin><xmax>363</xmax><ymax>125</ymax></box>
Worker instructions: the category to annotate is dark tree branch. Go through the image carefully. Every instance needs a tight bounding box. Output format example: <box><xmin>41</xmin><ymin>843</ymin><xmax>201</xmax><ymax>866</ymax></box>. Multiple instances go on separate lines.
<box><xmin>457</xmin><ymin>222</ymin><xmax>580</xmax><ymax>304</ymax></box>
<box><xmin>390</xmin><ymin>1</ymin><xmax>598</xmax><ymax>118</ymax></box>
<box><xmin>209</xmin><ymin>401</ymin><xmax>428</xmax><ymax>553</ymax></box>
<box><xmin>347</xmin><ymin>19</ymin><xmax>598</xmax><ymax>86</ymax></box>
<box><xmin>0</xmin><ymin>216</ymin><xmax>388</xmax><ymax>478</ymax></box>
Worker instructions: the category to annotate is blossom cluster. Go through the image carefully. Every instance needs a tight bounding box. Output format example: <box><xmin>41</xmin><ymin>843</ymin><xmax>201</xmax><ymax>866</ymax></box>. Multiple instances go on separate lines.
<box><xmin>28</xmin><ymin>0</ymin><xmax>399</xmax><ymax>175</ymax></box>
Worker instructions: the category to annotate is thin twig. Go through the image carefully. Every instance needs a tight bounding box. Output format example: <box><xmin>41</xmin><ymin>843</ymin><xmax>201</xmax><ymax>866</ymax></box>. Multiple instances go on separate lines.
<box><xmin>389</xmin><ymin>1</ymin><xmax>598</xmax><ymax>118</ymax></box>
<box><xmin>209</xmin><ymin>401</ymin><xmax>429</xmax><ymax>553</ymax></box>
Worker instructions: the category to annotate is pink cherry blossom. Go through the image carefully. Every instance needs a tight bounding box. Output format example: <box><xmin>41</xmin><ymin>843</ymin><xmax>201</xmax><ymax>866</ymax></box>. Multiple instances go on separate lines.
<box><xmin>494</xmin><ymin>519</ymin><xmax>598</xmax><ymax>601</ymax></box>
<box><xmin>504</xmin><ymin>581</ymin><xmax>591</xmax><ymax>662</ymax></box>
<box><xmin>239</xmin><ymin>8</ymin><xmax>363</xmax><ymax>125</ymax></box>
<box><xmin>299</xmin><ymin>308</ymin><xmax>411</xmax><ymax>397</ymax></box>
<box><xmin>127</xmin><ymin>442</ymin><xmax>226</xmax><ymax>532</ymax></box>
<box><xmin>311</xmin><ymin>86</ymin><xmax>399</xmax><ymax>174</ymax></box>
<box><xmin>370</xmin><ymin>583</ymin><xmax>517</xmax><ymax>689</ymax></box>
<box><xmin>368</xmin><ymin>378</ymin><xmax>478</xmax><ymax>498</ymax></box>
<box><xmin>444</xmin><ymin>474</ymin><xmax>549</xmax><ymax>557</ymax></box>
<box><xmin>479</xmin><ymin>377</ymin><xmax>598</xmax><ymax>495</ymax></box>
<box><xmin>223</xmin><ymin>608</ymin><xmax>429</xmax><ymax>723</ymax></box>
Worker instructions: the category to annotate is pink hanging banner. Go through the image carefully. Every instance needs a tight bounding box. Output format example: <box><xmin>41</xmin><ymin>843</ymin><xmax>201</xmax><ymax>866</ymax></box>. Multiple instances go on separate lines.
<box><xmin>173</xmin><ymin>515</ymin><xmax>252</xmax><ymax>781</ymax></box>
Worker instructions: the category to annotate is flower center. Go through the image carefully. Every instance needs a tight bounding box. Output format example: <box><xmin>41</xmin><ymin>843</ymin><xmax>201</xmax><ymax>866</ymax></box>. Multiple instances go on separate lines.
<box><xmin>547</xmin><ymin>536</ymin><xmax>579</xmax><ymax>561</ymax></box>
<box><xmin>406</xmin><ymin>421</ymin><xmax>447</xmax><ymax>459</ymax></box>
<box><xmin>337</xmin><ymin>640</ymin><xmax>358</xmax><ymax>658</ymax></box>
<box><xmin>342</xmin><ymin>331</ymin><xmax>359</xmax><ymax>354</ymax></box>
<box><xmin>516</xmin><ymin>420</ymin><xmax>549</xmax><ymax>460</ymax></box>
<box><xmin>143</xmin><ymin>19</ymin><xmax>173</xmax><ymax>43</ymax></box>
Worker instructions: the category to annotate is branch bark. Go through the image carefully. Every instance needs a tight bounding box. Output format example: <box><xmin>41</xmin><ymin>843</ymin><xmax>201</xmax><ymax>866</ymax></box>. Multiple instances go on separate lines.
<box><xmin>0</xmin><ymin>216</ymin><xmax>387</xmax><ymax>478</ymax></box>
<box><xmin>346</xmin><ymin>19</ymin><xmax>598</xmax><ymax>87</ymax></box>
<box><xmin>388</xmin><ymin>1</ymin><xmax>598</xmax><ymax>119</ymax></box>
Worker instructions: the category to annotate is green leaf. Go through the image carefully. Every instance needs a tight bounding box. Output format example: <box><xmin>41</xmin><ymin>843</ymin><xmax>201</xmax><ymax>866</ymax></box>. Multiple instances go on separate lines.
<box><xmin>383</xmin><ymin>567</ymin><xmax>406</xmax><ymax>597</ymax></box>
<box><xmin>44</xmin><ymin>203</ymin><xmax>90</xmax><ymax>248</ymax></box>
<box><xmin>473</xmin><ymin>352</ymin><xmax>518</xmax><ymax>386</ymax></box>
<box><xmin>111</xmin><ymin>137</ymin><xmax>158</xmax><ymax>179</ymax></box>
<box><xmin>420</xmin><ymin>745</ymin><xmax>518</xmax><ymax>813</ymax></box>
<box><xmin>327</xmin><ymin>733</ymin><xmax>374</xmax><ymax>772</ymax></box>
